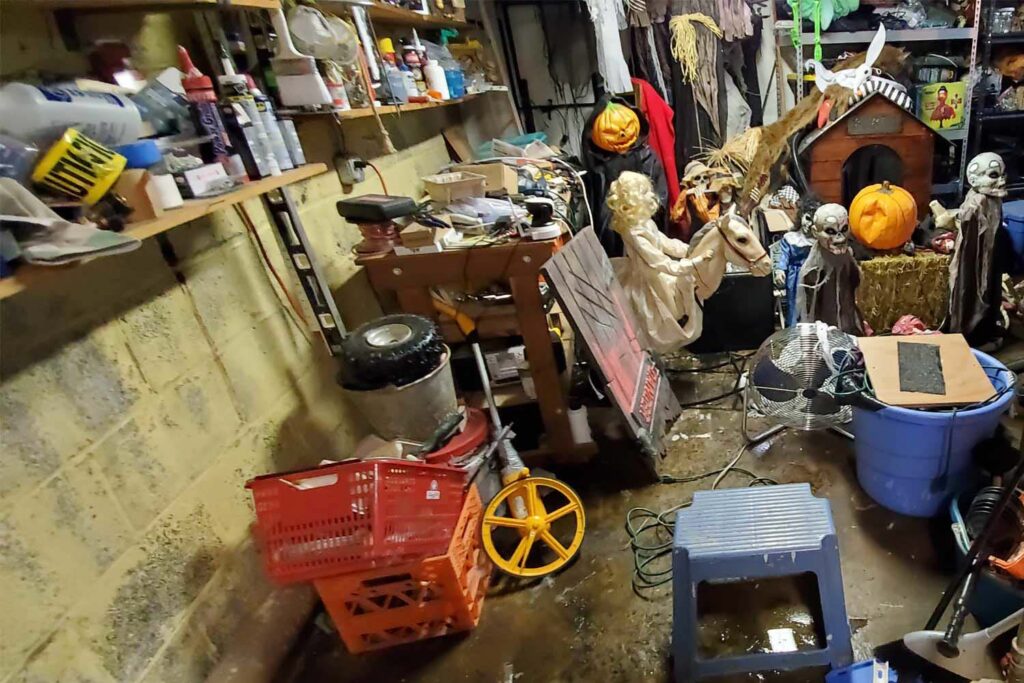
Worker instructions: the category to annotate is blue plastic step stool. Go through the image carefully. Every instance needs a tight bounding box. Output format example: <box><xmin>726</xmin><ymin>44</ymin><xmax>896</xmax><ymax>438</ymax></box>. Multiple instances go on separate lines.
<box><xmin>673</xmin><ymin>483</ymin><xmax>853</xmax><ymax>681</ymax></box>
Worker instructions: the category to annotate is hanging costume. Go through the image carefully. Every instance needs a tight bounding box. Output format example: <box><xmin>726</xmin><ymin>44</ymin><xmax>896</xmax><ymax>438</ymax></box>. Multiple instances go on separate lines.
<box><xmin>581</xmin><ymin>94</ymin><xmax>669</xmax><ymax>257</ymax></box>
<box><xmin>586</xmin><ymin>0</ymin><xmax>633</xmax><ymax>94</ymax></box>
<box><xmin>774</xmin><ymin>231</ymin><xmax>812</xmax><ymax>327</ymax></box>
<box><xmin>632</xmin><ymin>78</ymin><xmax>680</xmax><ymax>225</ymax></box>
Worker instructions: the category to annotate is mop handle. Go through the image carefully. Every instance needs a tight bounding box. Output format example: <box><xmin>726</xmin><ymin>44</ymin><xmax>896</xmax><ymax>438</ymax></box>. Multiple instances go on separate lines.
<box><xmin>937</xmin><ymin>569</ymin><xmax>979</xmax><ymax>657</ymax></box>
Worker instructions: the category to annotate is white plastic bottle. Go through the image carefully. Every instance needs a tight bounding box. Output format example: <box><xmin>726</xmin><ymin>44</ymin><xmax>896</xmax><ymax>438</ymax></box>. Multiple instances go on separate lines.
<box><xmin>423</xmin><ymin>60</ymin><xmax>451</xmax><ymax>100</ymax></box>
<box><xmin>0</xmin><ymin>82</ymin><xmax>142</xmax><ymax>146</ymax></box>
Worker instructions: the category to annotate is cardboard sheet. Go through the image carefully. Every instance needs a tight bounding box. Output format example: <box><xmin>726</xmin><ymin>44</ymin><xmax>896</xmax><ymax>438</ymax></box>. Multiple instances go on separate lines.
<box><xmin>858</xmin><ymin>333</ymin><xmax>996</xmax><ymax>408</ymax></box>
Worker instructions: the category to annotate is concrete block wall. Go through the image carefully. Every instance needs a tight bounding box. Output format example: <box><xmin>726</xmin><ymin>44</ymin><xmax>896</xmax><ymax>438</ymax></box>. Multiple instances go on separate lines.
<box><xmin>0</xmin><ymin>130</ymin><xmax>456</xmax><ymax>681</ymax></box>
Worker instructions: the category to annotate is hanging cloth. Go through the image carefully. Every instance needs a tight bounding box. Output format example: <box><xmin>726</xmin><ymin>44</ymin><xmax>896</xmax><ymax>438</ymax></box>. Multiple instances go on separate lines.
<box><xmin>669</xmin><ymin>13</ymin><xmax>724</xmax><ymax>136</ymax></box>
<box><xmin>632</xmin><ymin>77</ymin><xmax>681</xmax><ymax>230</ymax></box>
<box><xmin>586</xmin><ymin>0</ymin><xmax>633</xmax><ymax>94</ymax></box>
<box><xmin>717</xmin><ymin>0</ymin><xmax>753</xmax><ymax>41</ymax></box>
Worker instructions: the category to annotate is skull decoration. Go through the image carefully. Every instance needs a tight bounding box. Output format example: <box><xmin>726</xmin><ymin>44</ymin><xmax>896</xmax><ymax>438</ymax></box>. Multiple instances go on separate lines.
<box><xmin>966</xmin><ymin>152</ymin><xmax>1007</xmax><ymax>197</ymax></box>
<box><xmin>798</xmin><ymin>194</ymin><xmax>824</xmax><ymax>236</ymax></box>
<box><xmin>812</xmin><ymin>203</ymin><xmax>850</xmax><ymax>254</ymax></box>
<box><xmin>682</xmin><ymin>161</ymin><xmax>712</xmax><ymax>192</ymax></box>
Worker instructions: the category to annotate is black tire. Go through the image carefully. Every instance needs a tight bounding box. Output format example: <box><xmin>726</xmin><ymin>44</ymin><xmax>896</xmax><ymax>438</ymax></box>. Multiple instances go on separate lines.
<box><xmin>341</xmin><ymin>314</ymin><xmax>444</xmax><ymax>389</ymax></box>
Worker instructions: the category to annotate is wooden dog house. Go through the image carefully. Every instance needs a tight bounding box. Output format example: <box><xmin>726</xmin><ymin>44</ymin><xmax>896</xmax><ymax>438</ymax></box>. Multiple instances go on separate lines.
<box><xmin>800</xmin><ymin>93</ymin><xmax>940</xmax><ymax>217</ymax></box>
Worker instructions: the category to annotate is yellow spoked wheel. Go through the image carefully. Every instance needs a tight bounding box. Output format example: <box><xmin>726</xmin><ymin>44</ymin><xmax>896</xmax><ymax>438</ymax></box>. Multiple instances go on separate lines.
<box><xmin>481</xmin><ymin>476</ymin><xmax>585</xmax><ymax>578</ymax></box>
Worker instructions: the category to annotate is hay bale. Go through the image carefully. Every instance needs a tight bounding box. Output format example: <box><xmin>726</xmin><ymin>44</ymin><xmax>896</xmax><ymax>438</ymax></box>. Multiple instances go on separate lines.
<box><xmin>858</xmin><ymin>252</ymin><xmax>950</xmax><ymax>332</ymax></box>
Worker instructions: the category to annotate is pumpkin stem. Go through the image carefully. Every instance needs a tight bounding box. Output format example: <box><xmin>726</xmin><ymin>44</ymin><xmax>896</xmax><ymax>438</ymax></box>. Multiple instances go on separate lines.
<box><xmin>881</xmin><ymin>180</ymin><xmax>892</xmax><ymax>193</ymax></box>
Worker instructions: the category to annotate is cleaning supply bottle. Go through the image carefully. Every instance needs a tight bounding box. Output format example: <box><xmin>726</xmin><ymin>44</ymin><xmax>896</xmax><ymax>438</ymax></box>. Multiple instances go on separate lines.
<box><xmin>218</xmin><ymin>50</ymin><xmax>280</xmax><ymax>177</ymax></box>
<box><xmin>424</xmin><ymin>60</ymin><xmax>451</xmax><ymax>100</ymax></box>
<box><xmin>439</xmin><ymin>29</ymin><xmax>466</xmax><ymax>98</ymax></box>
<box><xmin>323</xmin><ymin>61</ymin><xmax>351</xmax><ymax>111</ymax></box>
<box><xmin>177</xmin><ymin>45</ymin><xmax>242</xmax><ymax>176</ymax></box>
<box><xmin>0</xmin><ymin>82</ymin><xmax>142</xmax><ymax>147</ymax></box>
<box><xmin>246</xmin><ymin>75</ymin><xmax>294</xmax><ymax>170</ymax></box>
<box><xmin>378</xmin><ymin>37</ymin><xmax>398</xmax><ymax>69</ymax></box>
<box><xmin>401</xmin><ymin>40</ymin><xmax>426</xmax><ymax>93</ymax></box>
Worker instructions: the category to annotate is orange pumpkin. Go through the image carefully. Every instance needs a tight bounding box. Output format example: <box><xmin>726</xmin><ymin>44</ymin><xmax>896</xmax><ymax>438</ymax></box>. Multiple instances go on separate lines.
<box><xmin>849</xmin><ymin>181</ymin><xmax>917</xmax><ymax>250</ymax></box>
<box><xmin>591</xmin><ymin>103</ymin><xmax>640</xmax><ymax>154</ymax></box>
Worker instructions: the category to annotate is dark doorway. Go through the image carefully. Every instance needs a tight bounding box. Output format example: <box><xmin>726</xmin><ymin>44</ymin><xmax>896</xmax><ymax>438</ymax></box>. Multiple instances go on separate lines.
<box><xmin>842</xmin><ymin>144</ymin><xmax>904</xmax><ymax>205</ymax></box>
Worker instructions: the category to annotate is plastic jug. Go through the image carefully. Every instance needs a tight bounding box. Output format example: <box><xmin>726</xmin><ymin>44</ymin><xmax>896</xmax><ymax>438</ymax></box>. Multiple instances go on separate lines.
<box><xmin>0</xmin><ymin>83</ymin><xmax>142</xmax><ymax>147</ymax></box>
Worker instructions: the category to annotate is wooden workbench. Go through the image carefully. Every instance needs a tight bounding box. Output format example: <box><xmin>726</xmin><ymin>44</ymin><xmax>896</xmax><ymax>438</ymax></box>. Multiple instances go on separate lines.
<box><xmin>359</xmin><ymin>238</ymin><xmax>598</xmax><ymax>464</ymax></box>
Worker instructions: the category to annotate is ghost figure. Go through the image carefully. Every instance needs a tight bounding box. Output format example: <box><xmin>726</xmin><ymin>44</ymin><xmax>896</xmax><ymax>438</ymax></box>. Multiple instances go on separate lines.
<box><xmin>796</xmin><ymin>203</ymin><xmax>866</xmax><ymax>335</ymax></box>
<box><xmin>773</xmin><ymin>193</ymin><xmax>820</xmax><ymax>327</ymax></box>
<box><xmin>948</xmin><ymin>152</ymin><xmax>1007</xmax><ymax>343</ymax></box>
<box><xmin>608</xmin><ymin>171</ymin><xmax>711</xmax><ymax>354</ymax></box>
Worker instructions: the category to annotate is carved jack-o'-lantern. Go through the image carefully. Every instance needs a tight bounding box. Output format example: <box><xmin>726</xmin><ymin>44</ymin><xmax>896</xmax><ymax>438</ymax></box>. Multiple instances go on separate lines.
<box><xmin>849</xmin><ymin>181</ymin><xmax>917</xmax><ymax>250</ymax></box>
<box><xmin>591</xmin><ymin>103</ymin><xmax>641</xmax><ymax>154</ymax></box>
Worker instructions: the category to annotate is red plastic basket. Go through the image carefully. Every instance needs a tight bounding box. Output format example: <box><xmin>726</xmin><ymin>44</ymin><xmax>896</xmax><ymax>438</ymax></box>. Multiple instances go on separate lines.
<box><xmin>314</xmin><ymin>486</ymin><xmax>491</xmax><ymax>653</ymax></box>
<box><xmin>246</xmin><ymin>459</ymin><xmax>467</xmax><ymax>584</ymax></box>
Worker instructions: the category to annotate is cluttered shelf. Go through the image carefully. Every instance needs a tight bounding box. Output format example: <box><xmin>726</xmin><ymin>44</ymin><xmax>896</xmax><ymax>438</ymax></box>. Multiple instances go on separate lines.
<box><xmin>30</xmin><ymin>0</ymin><xmax>280</xmax><ymax>10</ymax></box>
<box><xmin>363</xmin><ymin>1</ymin><xmax>476</xmax><ymax>30</ymax></box>
<box><xmin>988</xmin><ymin>31</ymin><xmax>1024</xmax><ymax>44</ymax></box>
<box><xmin>774</xmin><ymin>23</ymin><xmax>975</xmax><ymax>43</ymax></box>
<box><xmin>0</xmin><ymin>163</ymin><xmax>327</xmax><ymax>301</ymax></box>
<box><xmin>284</xmin><ymin>91</ymin><xmax>503</xmax><ymax>120</ymax></box>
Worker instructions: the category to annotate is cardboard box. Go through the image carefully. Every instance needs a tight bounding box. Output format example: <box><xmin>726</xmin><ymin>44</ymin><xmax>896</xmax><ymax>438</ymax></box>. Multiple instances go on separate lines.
<box><xmin>422</xmin><ymin>171</ymin><xmax>486</xmax><ymax>204</ymax></box>
<box><xmin>917</xmin><ymin>81</ymin><xmax>966</xmax><ymax>131</ymax></box>
<box><xmin>457</xmin><ymin>163</ymin><xmax>519</xmax><ymax>195</ymax></box>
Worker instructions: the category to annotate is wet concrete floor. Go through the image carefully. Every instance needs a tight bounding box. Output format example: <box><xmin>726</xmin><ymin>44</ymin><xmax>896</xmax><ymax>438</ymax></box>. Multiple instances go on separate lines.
<box><xmin>283</xmin><ymin>363</ymin><xmax>1011</xmax><ymax>683</ymax></box>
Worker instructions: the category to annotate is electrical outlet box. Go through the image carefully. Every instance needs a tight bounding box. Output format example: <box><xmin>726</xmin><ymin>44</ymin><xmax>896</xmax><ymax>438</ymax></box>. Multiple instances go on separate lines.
<box><xmin>336</xmin><ymin>156</ymin><xmax>365</xmax><ymax>185</ymax></box>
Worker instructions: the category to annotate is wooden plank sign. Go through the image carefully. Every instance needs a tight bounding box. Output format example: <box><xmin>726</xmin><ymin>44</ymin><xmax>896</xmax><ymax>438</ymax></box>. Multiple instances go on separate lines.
<box><xmin>542</xmin><ymin>227</ymin><xmax>680</xmax><ymax>470</ymax></box>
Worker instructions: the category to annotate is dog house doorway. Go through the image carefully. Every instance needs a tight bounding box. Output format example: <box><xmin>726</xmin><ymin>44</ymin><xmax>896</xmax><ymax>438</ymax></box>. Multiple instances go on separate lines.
<box><xmin>842</xmin><ymin>144</ymin><xmax>904</xmax><ymax>206</ymax></box>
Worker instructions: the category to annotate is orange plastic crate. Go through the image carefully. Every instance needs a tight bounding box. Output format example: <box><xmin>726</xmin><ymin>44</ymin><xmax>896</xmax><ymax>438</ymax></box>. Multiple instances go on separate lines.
<box><xmin>314</xmin><ymin>486</ymin><xmax>491</xmax><ymax>653</ymax></box>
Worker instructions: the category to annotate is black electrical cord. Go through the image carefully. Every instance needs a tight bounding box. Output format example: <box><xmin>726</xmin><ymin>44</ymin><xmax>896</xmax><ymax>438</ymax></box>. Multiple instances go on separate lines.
<box><xmin>626</xmin><ymin>443</ymin><xmax>779</xmax><ymax>598</ymax></box>
<box><xmin>667</xmin><ymin>352</ymin><xmax>754</xmax><ymax>409</ymax></box>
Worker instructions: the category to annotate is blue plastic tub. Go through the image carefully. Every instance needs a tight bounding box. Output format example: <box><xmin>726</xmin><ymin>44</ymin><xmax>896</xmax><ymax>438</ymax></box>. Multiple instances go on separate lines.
<box><xmin>1006</xmin><ymin>199</ymin><xmax>1024</xmax><ymax>274</ymax></box>
<box><xmin>852</xmin><ymin>350</ymin><xmax>1015</xmax><ymax>517</ymax></box>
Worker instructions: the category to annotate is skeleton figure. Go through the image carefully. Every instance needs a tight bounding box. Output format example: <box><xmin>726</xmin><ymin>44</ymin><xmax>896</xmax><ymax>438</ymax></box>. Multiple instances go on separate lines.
<box><xmin>796</xmin><ymin>203</ymin><xmax>866</xmax><ymax>335</ymax></box>
<box><xmin>948</xmin><ymin>152</ymin><xmax>1007</xmax><ymax>343</ymax></box>
<box><xmin>774</xmin><ymin>193</ymin><xmax>819</xmax><ymax>327</ymax></box>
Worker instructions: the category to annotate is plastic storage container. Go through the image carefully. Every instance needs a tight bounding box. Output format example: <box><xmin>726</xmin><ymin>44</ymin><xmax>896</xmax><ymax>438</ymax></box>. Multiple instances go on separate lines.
<box><xmin>246</xmin><ymin>459</ymin><xmax>467</xmax><ymax>584</ymax></box>
<box><xmin>422</xmin><ymin>171</ymin><xmax>486</xmax><ymax>203</ymax></box>
<box><xmin>852</xmin><ymin>350</ymin><xmax>1016</xmax><ymax>517</ymax></box>
<box><xmin>1005</xmin><ymin>199</ymin><xmax>1024</xmax><ymax>275</ymax></box>
<box><xmin>0</xmin><ymin>82</ymin><xmax>142</xmax><ymax>146</ymax></box>
<box><xmin>314</xmin><ymin>486</ymin><xmax>491</xmax><ymax>654</ymax></box>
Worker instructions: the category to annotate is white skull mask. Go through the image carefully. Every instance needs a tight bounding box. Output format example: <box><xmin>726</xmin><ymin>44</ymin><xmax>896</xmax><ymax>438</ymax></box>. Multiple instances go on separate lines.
<box><xmin>967</xmin><ymin>152</ymin><xmax>1007</xmax><ymax>197</ymax></box>
<box><xmin>812</xmin><ymin>203</ymin><xmax>850</xmax><ymax>254</ymax></box>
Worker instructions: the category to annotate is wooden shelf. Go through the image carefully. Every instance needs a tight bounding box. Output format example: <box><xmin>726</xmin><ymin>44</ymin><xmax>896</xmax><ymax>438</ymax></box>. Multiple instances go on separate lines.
<box><xmin>465</xmin><ymin>383</ymin><xmax>536</xmax><ymax>410</ymax></box>
<box><xmin>364</xmin><ymin>1</ymin><xmax>475</xmax><ymax>30</ymax></box>
<box><xmin>30</xmin><ymin>0</ymin><xmax>279</xmax><ymax>10</ymax></box>
<box><xmin>285</xmin><ymin>92</ymin><xmax>504</xmax><ymax>120</ymax></box>
<box><xmin>0</xmin><ymin>163</ymin><xmax>327</xmax><ymax>301</ymax></box>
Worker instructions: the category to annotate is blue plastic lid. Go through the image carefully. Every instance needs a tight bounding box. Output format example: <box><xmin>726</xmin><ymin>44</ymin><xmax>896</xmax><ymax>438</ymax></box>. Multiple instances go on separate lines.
<box><xmin>114</xmin><ymin>140</ymin><xmax>162</xmax><ymax>169</ymax></box>
<box><xmin>1005</xmin><ymin>199</ymin><xmax>1024</xmax><ymax>222</ymax></box>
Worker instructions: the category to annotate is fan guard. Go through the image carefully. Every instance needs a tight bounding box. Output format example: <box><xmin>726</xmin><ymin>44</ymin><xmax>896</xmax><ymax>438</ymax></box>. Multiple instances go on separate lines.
<box><xmin>747</xmin><ymin>323</ymin><xmax>858</xmax><ymax>430</ymax></box>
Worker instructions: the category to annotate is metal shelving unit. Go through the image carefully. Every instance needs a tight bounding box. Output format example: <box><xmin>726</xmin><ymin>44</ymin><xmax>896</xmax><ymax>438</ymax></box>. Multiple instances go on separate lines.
<box><xmin>772</xmin><ymin>6</ymin><xmax>984</xmax><ymax>198</ymax></box>
<box><xmin>968</xmin><ymin>0</ymin><xmax>1024</xmax><ymax>200</ymax></box>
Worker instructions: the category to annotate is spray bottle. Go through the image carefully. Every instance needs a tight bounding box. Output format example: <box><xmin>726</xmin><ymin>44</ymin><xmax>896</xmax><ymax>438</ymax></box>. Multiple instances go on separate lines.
<box><xmin>218</xmin><ymin>46</ymin><xmax>280</xmax><ymax>177</ymax></box>
<box><xmin>246</xmin><ymin>75</ymin><xmax>294</xmax><ymax>170</ymax></box>
<box><xmin>177</xmin><ymin>45</ymin><xmax>244</xmax><ymax>177</ymax></box>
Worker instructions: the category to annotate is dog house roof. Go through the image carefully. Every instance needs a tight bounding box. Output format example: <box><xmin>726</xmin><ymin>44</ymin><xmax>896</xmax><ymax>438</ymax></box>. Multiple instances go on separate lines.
<box><xmin>797</xmin><ymin>89</ymin><xmax>944</xmax><ymax>155</ymax></box>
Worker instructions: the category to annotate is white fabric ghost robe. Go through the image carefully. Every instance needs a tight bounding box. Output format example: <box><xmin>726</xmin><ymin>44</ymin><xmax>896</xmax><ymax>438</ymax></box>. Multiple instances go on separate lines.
<box><xmin>612</xmin><ymin>218</ymin><xmax>704</xmax><ymax>354</ymax></box>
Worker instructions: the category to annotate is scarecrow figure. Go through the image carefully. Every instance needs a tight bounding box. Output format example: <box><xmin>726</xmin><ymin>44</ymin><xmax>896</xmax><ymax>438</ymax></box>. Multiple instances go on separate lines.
<box><xmin>774</xmin><ymin>193</ymin><xmax>820</xmax><ymax>327</ymax></box>
<box><xmin>796</xmin><ymin>203</ymin><xmax>865</xmax><ymax>335</ymax></box>
<box><xmin>948</xmin><ymin>152</ymin><xmax>1007</xmax><ymax>344</ymax></box>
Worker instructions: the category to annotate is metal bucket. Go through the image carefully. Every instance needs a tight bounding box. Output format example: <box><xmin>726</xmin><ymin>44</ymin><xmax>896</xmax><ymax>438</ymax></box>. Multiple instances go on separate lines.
<box><xmin>344</xmin><ymin>346</ymin><xmax>458</xmax><ymax>442</ymax></box>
